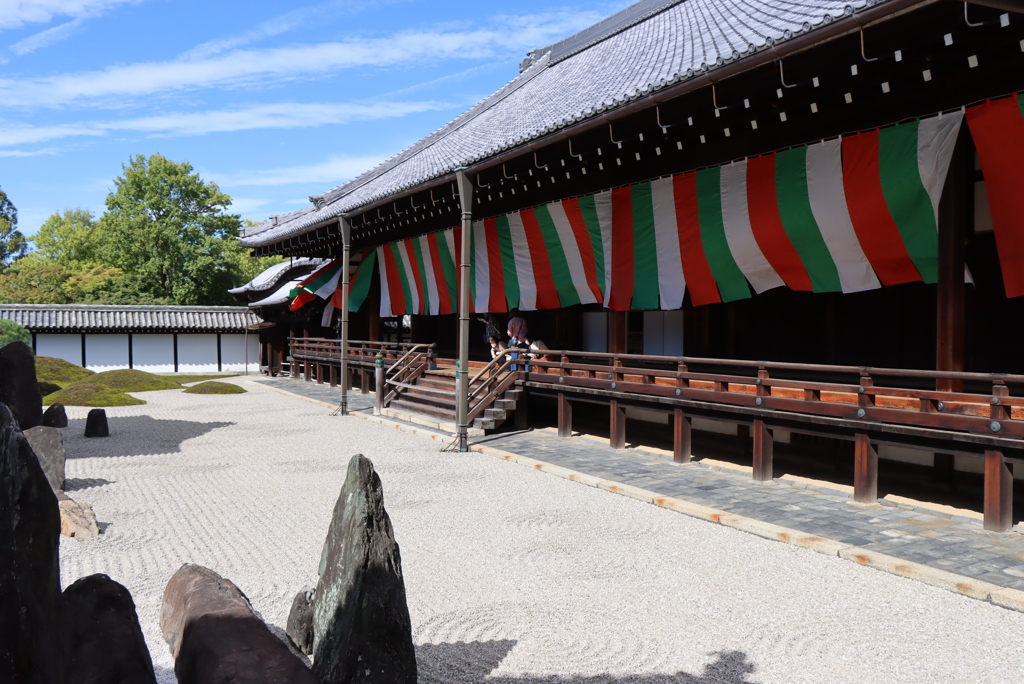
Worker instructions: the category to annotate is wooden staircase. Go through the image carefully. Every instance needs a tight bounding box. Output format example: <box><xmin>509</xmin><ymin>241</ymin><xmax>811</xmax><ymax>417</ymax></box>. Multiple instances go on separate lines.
<box><xmin>387</xmin><ymin>366</ymin><xmax>522</xmax><ymax>431</ymax></box>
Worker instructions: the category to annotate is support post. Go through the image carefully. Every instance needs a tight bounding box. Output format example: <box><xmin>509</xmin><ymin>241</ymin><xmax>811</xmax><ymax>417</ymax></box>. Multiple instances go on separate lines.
<box><xmin>752</xmin><ymin>419</ymin><xmax>773</xmax><ymax>481</ymax></box>
<box><xmin>610</xmin><ymin>400</ymin><xmax>625</xmax><ymax>450</ymax></box>
<box><xmin>608</xmin><ymin>311</ymin><xmax>627</xmax><ymax>354</ymax></box>
<box><xmin>360</xmin><ymin>369</ymin><xmax>369</xmax><ymax>394</ymax></box>
<box><xmin>303</xmin><ymin>358</ymin><xmax>311</xmax><ymax>382</ymax></box>
<box><xmin>339</xmin><ymin>216</ymin><xmax>352</xmax><ymax>415</ymax></box>
<box><xmin>455</xmin><ymin>169</ymin><xmax>474</xmax><ymax>452</ymax></box>
<box><xmin>673</xmin><ymin>408</ymin><xmax>691</xmax><ymax>463</ymax></box>
<box><xmin>936</xmin><ymin>124</ymin><xmax>969</xmax><ymax>392</ymax></box>
<box><xmin>984</xmin><ymin>449</ymin><xmax>1013</xmax><ymax>532</ymax></box>
<box><xmin>557</xmin><ymin>392</ymin><xmax>572</xmax><ymax>439</ymax></box>
<box><xmin>854</xmin><ymin>432</ymin><xmax>879</xmax><ymax>503</ymax></box>
<box><xmin>374</xmin><ymin>354</ymin><xmax>384</xmax><ymax>416</ymax></box>
<box><xmin>329</xmin><ymin>364</ymin><xmax>338</xmax><ymax>387</ymax></box>
<box><xmin>515</xmin><ymin>387</ymin><xmax>528</xmax><ymax>430</ymax></box>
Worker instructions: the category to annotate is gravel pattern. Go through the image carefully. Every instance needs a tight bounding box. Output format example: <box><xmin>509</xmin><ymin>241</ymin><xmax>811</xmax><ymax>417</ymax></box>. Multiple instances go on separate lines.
<box><xmin>58</xmin><ymin>381</ymin><xmax>1024</xmax><ymax>683</ymax></box>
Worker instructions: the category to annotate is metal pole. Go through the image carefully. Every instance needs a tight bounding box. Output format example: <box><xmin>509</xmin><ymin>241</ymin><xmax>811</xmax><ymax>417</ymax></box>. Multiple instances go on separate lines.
<box><xmin>339</xmin><ymin>216</ymin><xmax>352</xmax><ymax>415</ymax></box>
<box><xmin>374</xmin><ymin>353</ymin><xmax>384</xmax><ymax>415</ymax></box>
<box><xmin>455</xmin><ymin>168</ymin><xmax>474</xmax><ymax>452</ymax></box>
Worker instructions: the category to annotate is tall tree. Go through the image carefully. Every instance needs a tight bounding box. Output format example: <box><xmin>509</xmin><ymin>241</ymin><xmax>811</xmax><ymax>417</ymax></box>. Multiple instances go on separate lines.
<box><xmin>32</xmin><ymin>208</ymin><xmax>104</xmax><ymax>268</ymax></box>
<box><xmin>0</xmin><ymin>186</ymin><xmax>28</xmax><ymax>268</ymax></box>
<box><xmin>100</xmin><ymin>154</ymin><xmax>243</xmax><ymax>305</ymax></box>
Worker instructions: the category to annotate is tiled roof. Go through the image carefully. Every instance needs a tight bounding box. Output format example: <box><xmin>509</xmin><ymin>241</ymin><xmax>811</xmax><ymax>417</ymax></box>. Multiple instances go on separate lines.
<box><xmin>227</xmin><ymin>257</ymin><xmax>324</xmax><ymax>296</ymax></box>
<box><xmin>0</xmin><ymin>305</ymin><xmax>260</xmax><ymax>333</ymax></box>
<box><xmin>242</xmin><ymin>0</ymin><xmax>889</xmax><ymax>248</ymax></box>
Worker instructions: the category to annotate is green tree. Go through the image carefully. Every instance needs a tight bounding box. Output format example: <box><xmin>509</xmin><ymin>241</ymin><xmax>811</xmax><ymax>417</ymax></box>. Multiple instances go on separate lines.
<box><xmin>229</xmin><ymin>219</ymin><xmax>285</xmax><ymax>286</ymax></box>
<box><xmin>32</xmin><ymin>208</ymin><xmax>105</xmax><ymax>268</ymax></box>
<box><xmin>1</xmin><ymin>186</ymin><xmax>28</xmax><ymax>268</ymax></box>
<box><xmin>0</xmin><ymin>257</ymin><xmax>71</xmax><ymax>304</ymax></box>
<box><xmin>0</xmin><ymin>320</ymin><xmax>31</xmax><ymax>347</ymax></box>
<box><xmin>100</xmin><ymin>154</ymin><xmax>243</xmax><ymax>305</ymax></box>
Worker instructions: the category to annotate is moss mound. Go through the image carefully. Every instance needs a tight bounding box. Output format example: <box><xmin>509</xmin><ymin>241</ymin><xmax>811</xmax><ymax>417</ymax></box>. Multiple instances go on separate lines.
<box><xmin>183</xmin><ymin>381</ymin><xmax>246</xmax><ymax>395</ymax></box>
<box><xmin>173</xmin><ymin>374</ymin><xmax>239</xmax><ymax>385</ymax></box>
<box><xmin>87</xmin><ymin>369</ymin><xmax>183</xmax><ymax>392</ymax></box>
<box><xmin>35</xmin><ymin>356</ymin><xmax>94</xmax><ymax>385</ymax></box>
<box><xmin>38</xmin><ymin>381</ymin><xmax>62</xmax><ymax>397</ymax></box>
<box><xmin>45</xmin><ymin>382</ymin><xmax>145</xmax><ymax>407</ymax></box>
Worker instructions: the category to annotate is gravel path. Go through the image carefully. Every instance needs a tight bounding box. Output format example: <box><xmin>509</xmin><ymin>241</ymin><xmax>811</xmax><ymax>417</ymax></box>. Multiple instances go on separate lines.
<box><xmin>58</xmin><ymin>381</ymin><xmax>1024</xmax><ymax>683</ymax></box>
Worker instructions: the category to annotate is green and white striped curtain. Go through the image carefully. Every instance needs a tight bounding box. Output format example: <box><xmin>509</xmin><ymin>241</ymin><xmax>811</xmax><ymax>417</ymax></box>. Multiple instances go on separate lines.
<box><xmin>375</xmin><ymin>110</ymin><xmax>964</xmax><ymax>316</ymax></box>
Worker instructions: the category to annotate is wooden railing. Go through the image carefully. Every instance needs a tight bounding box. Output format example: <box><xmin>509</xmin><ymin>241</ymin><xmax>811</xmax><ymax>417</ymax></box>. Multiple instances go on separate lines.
<box><xmin>383</xmin><ymin>343</ymin><xmax>437</xmax><ymax>405</ymax></box>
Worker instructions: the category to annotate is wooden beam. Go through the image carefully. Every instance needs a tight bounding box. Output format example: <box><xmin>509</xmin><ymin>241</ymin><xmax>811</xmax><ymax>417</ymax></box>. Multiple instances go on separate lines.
<box><xmin>984</xmin><ymin>449</ymin><xmax>1014</xmax><ymax>532</ymax></box>
<box><xmin>610</xmin><ymin>399</ymin><xmax>626</xmax><ymax>449</ymax></box>
<box><xmin>673</xmin><ymin>408</ymin><xmax>692</xmax><ymax>464</ymax></box>
<box><xmin>752</xmin><ymin>419</ymin><xmax>773</xmax><ymax>481</ymax></box>
<box><xmin>936</xmin><ymin>125</ymin><xmax>970</xmax><ymax>392</ymax></box>
<box><xmin>330</xmin><ymin>363</ymin><xmax>339</xmax><ymax>388</ymax></box>
<box><xmin>854</xmin><ymin>432</ymin><xmax>879</xmax><ymax>504</ymax></box>
<box><xmin>608</xmin><ymin>312</ymin><xmax>627</xmax><ymax>354</ymax></box>
<box><xmin>558</xmin><ymin>392</ymin><xmax>572</xmax><ymax>439</ymax></box>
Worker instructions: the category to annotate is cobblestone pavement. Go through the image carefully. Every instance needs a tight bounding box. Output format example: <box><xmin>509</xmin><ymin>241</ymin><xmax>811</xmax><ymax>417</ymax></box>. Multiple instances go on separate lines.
<box><xmin>254</xmin><ymin>376</ymin><xmax>1024</xmax><ymax>592</ymax></box>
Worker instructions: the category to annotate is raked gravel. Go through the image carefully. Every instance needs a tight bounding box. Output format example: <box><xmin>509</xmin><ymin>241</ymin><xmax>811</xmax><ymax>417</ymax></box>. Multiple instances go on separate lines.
<box><xmin>58</xmin><ymin>380</ymin><xmax>1024</xmax><ymax>683</ymax></box>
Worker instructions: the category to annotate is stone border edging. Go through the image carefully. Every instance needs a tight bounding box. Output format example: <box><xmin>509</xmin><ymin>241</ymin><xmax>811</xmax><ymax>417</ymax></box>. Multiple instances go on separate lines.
<box><xmin>251</xmin><ymin>379</ymin><xmax>1024</xmax><ymax>614</ymax></box>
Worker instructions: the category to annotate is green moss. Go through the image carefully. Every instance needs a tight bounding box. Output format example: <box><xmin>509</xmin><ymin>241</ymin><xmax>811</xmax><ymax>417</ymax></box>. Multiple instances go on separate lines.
<box><xmin>35</xmin><ymin>356</ymin><xmax>95</xmax><ymax>385</ymax></box>
<box><xmin>38</xmin><ymin>381</ymin><xmax>62</xmax><ymax>397</ymax></box>
<box><xmin>86</xmin><ymin>369</ymin><xmax>183</xmax><ymax>392</ymax></box>
<box><xmin>45</xmin><ymin>382</ymin><xmax>145</xmax><ymax>407</ymax></box>
<box><xmin>172</xmin><ymin>374</ymin><xmax>239</xmax><ymax>385</ymax></box>
<box><xmin>182</xmin><ymin>381</ymin><xmax>247</xmax><ymax>395</ymax></box>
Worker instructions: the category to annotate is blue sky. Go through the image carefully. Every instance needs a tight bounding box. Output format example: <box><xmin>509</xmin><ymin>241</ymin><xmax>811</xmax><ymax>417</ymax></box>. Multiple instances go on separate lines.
<box><xmin>0</xmin><ymin>0</ymin><xmax>627</xmax><ymax>238</ymax></box>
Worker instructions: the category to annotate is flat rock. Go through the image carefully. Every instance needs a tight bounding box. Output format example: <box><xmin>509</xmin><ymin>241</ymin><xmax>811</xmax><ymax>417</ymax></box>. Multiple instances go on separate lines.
<box><xmin>160</xmin><ymin>563</ymin><xmax>317</xmax><ymax>684</ymax></box>
<box><xmin>59</xmin><ymin>498</ymin><xmax>99</xmax><ymax>540</ymax></box>
<box><xmin>84</xmin><ymin>409</ymin><xmax>108</xmax><ymax>438</ymax></box>
<box><xmin>0</xmin><ymin>403</ymin><xmax>64</xmax><ymax>683</ymax></box>
<box><xmin>0</xmin><ymin>342</ymin><xmax>43</xmax><ymax>430</ymax></box>
<box><xmin>24</xmin><ymin>426</ymin><xmax>65</xmax><ymax>491</ymax></box>
<box><xmin>313</xmin><ymin>454</ymin><xmax>416</xmax><ymax>684</ymax></box>
<box><xmin>286</xmin><ymin>586</ymin><xmax>315</xmax><ymax>656</ymax></box>
<box><xmin>42</xmin><ymin>403</ymin><xmax>68</xmax><ymax>429</ymax></box>
<box><xmin>61</xmin><ymin>574</ymin><xmax>157</xmax><ymax>684</ymax></box>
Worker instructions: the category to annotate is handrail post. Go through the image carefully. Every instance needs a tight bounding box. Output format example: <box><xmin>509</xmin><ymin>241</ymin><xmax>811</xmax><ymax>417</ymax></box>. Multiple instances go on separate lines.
<box><xmin>455</xmin><ymin>168</ymin><xmax>474</xmax><ymax>451</ymax></box>
<box><xmin>374</xmin><ymin>353</ymin><xmax>384</xmax><ymax>415</ymax></box>
<box><xmin>338</xmin><ymin>215</ymin><xmax>351</xmax><ymax>416</ymax></box>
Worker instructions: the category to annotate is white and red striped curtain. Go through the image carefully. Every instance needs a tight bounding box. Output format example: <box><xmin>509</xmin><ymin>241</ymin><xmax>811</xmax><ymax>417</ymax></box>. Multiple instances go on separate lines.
<box><xmin>375</xmin><ymin>109</ymin><xmax>973</xmax><ymax>316</ymax></box>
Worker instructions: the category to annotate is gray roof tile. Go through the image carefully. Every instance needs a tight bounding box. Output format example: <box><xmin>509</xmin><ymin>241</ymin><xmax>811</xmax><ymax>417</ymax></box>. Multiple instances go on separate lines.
<box><xmin>0</xmin><ymin>305</ymin><xmax>260</xmax><ymax>333</ymax></box>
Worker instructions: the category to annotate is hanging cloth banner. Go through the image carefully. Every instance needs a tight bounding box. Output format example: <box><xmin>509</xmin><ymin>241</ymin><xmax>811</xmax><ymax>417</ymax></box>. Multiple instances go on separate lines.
<box><xmin>967</xmin><ymin>94</ymin><xmax>1024</xmax><ymax>298</ymax></box>
<box><xmin>373</xmin><ymin>110</ymin><xmax>963</xmax><ymax>314</ymax></box>
<box><xmin>289</xmin><ymin>258</ymin><xmax>342</xmax><ymax>311</ymax></box>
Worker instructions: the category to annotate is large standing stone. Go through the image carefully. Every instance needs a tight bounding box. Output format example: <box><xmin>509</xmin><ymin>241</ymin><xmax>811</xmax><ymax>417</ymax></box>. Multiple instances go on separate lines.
<box><xmin>42</xmin><ymin>403</ymin><xmax>68</xmax><ymax>429</ymax></box>
<box><xmin>313</xmin><ymin>454</ymin><xmax>416</xmax><ymax>684</ymax></box>
<box><xmin>0</xmin><ymin>403</ymin><xmax>63</xmax><ymax>683</ymax></box>
<box><xmin>84</xmin><ymin>409</ymin><xmax>109</xmax><ymax>438</ymax></box>
<box><xmin>0</xmin><ymin>342</ymin><xmax>43</xmax><ymax>430</ymax></box>
<box><xmin>160</xmin><ymin>564</ymin><xmax>317</xmax><ymax>684</ymax></box>
<box><xmin>24</xmin><ymin>425</ymin><xmax>65</xmax><ymax>491</ymax></box>
<box><xmin>61</xmin><ymin>574</ymin><xmax>157</xmax><ymax>684</ymax></box>
<box><xmin>285</xmin><ymin>586</ymin><xmax>315</xmax><ymax>656</ymax></box>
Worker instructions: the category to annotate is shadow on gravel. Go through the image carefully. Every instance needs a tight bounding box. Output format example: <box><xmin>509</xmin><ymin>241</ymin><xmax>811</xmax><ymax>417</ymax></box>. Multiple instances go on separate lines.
<box><xmin>65</xmin><ymin>416</ymin><xmax>234</xmax><ymax>458</ymax></box>
<box><xmin>416</xmin><ymin>641</ymin><xmax>756</xmax><ymax>683</ymax></box>
<box><xmin>64</xmin><ymin>477</ymin><xmax>115</xmax><ymax>491</ymax></box>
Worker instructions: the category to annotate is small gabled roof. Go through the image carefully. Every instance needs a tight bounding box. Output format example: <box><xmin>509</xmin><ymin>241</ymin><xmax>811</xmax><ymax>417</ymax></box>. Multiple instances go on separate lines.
<box><xmin>227</xmin><ymin>257</ymin><xmax>325</xmax><ymax>297</ymax></box>
<box><xmin>0</xmin><ymin>304</ymin><xmax>260</xmax><ymax>333</ymax></box>
<box><xmin>243</xmin><ymin>0</ymin><xmax>892</xmax><ymax>248</ymax></box>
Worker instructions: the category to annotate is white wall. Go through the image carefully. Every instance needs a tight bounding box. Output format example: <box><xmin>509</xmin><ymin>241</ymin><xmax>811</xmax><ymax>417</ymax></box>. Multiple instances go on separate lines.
<box><xmin>219</xmin><ymin>334</ymin><xmax>261</xmax><ymax>372</ymax></box>
<box><xmin>35</xmin><ymin>334</ymin><xmax>82</xmax><ymax>366</ymax></box>
<box><xmin>132</xmin><ymin>334</ymin><xmax>175</xmax><ymax>373</ymax></box>
<box><xmin>177</xmin><ymin>334</ymin><xmax>219</xmax><ymax>372</ymax></box>
<box><xmin>84</xmin><ymin>334</ymin><xmax>129</xmax><ymax>371</ymax></box>
<box><xmin>582</xmin><ymin>312</ymin><xmax>608</xmax><ymax>352</ymax></box>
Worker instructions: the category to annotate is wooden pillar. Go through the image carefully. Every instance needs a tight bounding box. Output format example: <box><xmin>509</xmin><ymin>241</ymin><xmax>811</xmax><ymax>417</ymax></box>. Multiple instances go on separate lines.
<box><xmin>751</xmin><ymin>419</ymin><xmax>773</xmax><ymax>481</ymax></box>
<box><xmin>368</xmin><ymin>289</ymin><xmax>381</xmax><ymax>342</ymax></box>
<box><xmin>303</xmin><ymin>358</ymin><xmax>311</xmax><ymax>382</ymax></box>
<box><xmin>316</xmin><ymin>363</ymin><xmax>324</xmax><ymax>384</ymax></box>
<box><xmin>854</xmin><ymin>432</ymin><xmax>879</xmax><ymax>503</ymax></box>
<box><xmin>984</xmin><ymin>449</ymin><xmax>1013</xmax><ymax>532</ymax></box>
<box><xmin>610</xmin><ymin>399</ymin><xmax>625</xmax><ymax>450</ymax></box>
<box><xmin>329</xmin><ymin>364</ymin><xmax>339</xmax><ymax>387</ymax></box>
<box><xmin>291</xmin><ymin>350</ymin><xmax>299</xmax><ymax>378</ymax></box>
<box><xmin>360</xmin><ymin>368</ymin><xmax>369</xmax><ymax>394</ymax></box>
<box><xmin>515</xmin><ymin>388</ymin><xmax>528</xmax><ymax>430</ymax></box>
<box><xmin>557</xmin><ymin>392</ymin><xmax>572</xmax><ymax>439</ymax></box>
<box><xmin>673</xmin><ymin>408</ymin><xmax>691</xmax><ymax>463</ymax></box>
<box><xmin>608</xmin><ymin>311</ymin><xmax>627</xmax><ymax>354</ymax></box>
<box><xmin>936</xmin><ymin>125</ymin><xmax>969</xmax><ymax>392</ymax></box>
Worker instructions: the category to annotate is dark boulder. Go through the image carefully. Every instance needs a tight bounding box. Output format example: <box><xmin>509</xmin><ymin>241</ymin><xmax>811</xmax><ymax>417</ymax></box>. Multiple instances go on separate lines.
<box><xmin>24</xmin><ymin>426</ymin><xmax>65</xmax><ymax>491</ymax></box>
<box><xmin>313</xmin><ymin>454</ymin><xmax>416</xmax><ymax>684</ymax></box>
<box><xmin>42</xmin><ymin>403</ymin><xmax>68</xmax><ymax>429</ymax></box>
<box><xmin>286</xmin><ymin>586</ymin><xmax>315</xmax><ymax>656</ymax></box>
<box><xmin>160</xmin><ymin>564</ymin><xmax>317</xmax><ymax>684</ymax></box>
<box><xmin>0</xmin><ymin>342</ymin><xmax>43</xmax><ymax>430</ymax></box>
<box><xmin>0</xmin><ymin>403</ymin><xmax>63</xmax><ymax>684</ymax></box>
<box><xmin>61</xmin><ymin>574</ymin><xmax>157</xmax><ymax>684</ymax></box>
<box><xmin>84</xmin><ymin>409</ymin><xmax>108</xmax><ymax>438</ymax></box>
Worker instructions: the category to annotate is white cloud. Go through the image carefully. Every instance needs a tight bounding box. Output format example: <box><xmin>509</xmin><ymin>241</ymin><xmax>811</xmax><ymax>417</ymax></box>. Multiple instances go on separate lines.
<box><xmin>0</xmin><ymin>99</ymin><xmax>449</xmax><ymax>146</ymax></box>
<box><xmin>214</xmin><ymin>155</ymin><xmax>387</xmax><ymax>187</ymax></box>
<box><xmin>0</xmin><ymin>10</ymin><xmax>605</xmax><ymax>107</ymax></box>
<box><xmin>0</xmin><ymin>0</ymin><xmax>141</xmax><ymax>31</ymax></box>
<box><xmin>8</xmin><ymin>17</ymin><xmax>83</xmax><ymax>54</ymax></box>
<box><xmin>0</xmin><ymin>146</ymin><xmax>59</xmax><ymax>156</ymax></box>
<box><xmin>226</xmin><ymin>197</ymin><xmax>271</xmax><ymax>214</ymax></box>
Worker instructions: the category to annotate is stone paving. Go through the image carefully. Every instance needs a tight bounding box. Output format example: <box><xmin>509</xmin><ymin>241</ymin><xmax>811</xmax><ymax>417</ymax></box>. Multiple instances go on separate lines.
<box><xmin>253</xmin><ymin>375</ymin><xmax>1024</xmax><ymax>593</ymax></box>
